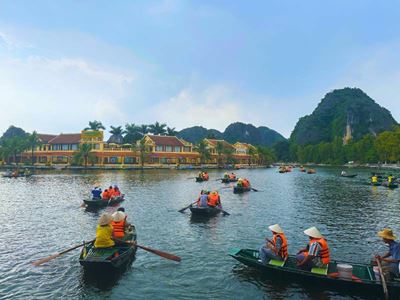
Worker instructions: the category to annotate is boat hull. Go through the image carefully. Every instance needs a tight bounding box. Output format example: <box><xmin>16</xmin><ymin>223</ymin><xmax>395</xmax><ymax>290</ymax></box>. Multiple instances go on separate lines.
<box><xmin>221</xmin><ymin>178</ymin><xmax>238</xmax><ymax>183</ymax></box>
<box><xmin>195</xmin><ymin>177</ymin><xmax>208</xmax><ymax>182</ymax></box>
<box><xmin>190</xmin><ymin>206</ymin><xmax>221</xmax><ymax>217</ymax></box>
<box><xmin>233</xmin><ymin>186</ymin><xmax>251</xmax><ymax>194</ymax></box>
<box><xmin>341</xmin><ymin>174</ymin><xmax>357</xmax><ymax>178</ymax></box>
<box><xmin>229</xmin><ymin>248</ymin><xmax>400</xmax><ymax>297</ymax></box>
<box><xmin>83</xmin><ymin>196</ymin><xmax>125</xmax><ymax>208</ymax></box>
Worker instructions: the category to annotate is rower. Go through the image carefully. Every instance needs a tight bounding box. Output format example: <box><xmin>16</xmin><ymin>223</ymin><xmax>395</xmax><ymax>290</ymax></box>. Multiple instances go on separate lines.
<box><xmin>375</xmin><ymin>228</ymin><xmax>400</xmax><ymax>280</ymax></box>
<box><xmin>371</xmin><ymin>174</ymin><xmax>378</xmax><ymax>184</ymax></box>
<box><xmin>91</xmin><ymin>186</ymin><xmax>102</xmax><ymax>199</ymax></box>
<box><xmin>388</xmin><ymin>174</ymin><xmax>394</xmax><ymax>185</ymax></box>
<box><xmin>296</xmin><ymin>227</ymin><xmax>330</xmax><ymax>271</ymax></box>
<box><xmin>259</xmin><ymin>224</ymin><xmax>288</xmax><ymax>264</ymax></box>
<box><xmin>101</xmin><ymin>189</ymin><xmax>111</xmax><ymax>200</ymax></box>
<box><xmin>341</xmin><ymin>170</ymin><xmax>346</xmax><ymax>176</ymax></box>
<box><xmin>223</xmin><ymin>172</ymin><xmax>229</xmax><ymax>179</ymax></box>
<box><xmin>197</xmin><ymin>190</ymin><xmax>209</xmax><ymax>207</ymax></box>
<box><xmin>94</xmin><ymin>213</ymin><xmax>115</xmax><ymax>248</ymax></box>
<box><xmin>111</xmin><ymin>211</ymin><xmax>127</xmax><ymax>241</ymax></box>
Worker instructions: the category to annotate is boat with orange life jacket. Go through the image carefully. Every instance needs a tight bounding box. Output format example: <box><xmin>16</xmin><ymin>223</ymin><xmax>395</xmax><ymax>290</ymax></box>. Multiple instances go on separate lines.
<box><xmin>229</xmin><ymin>248</ymin><xmax>400</xmax><ymax>297</ymax></box>
<box><xmin>83</xmin><ymin>195</ymin><xmax>125</xmax><ymax>208</ymax></box>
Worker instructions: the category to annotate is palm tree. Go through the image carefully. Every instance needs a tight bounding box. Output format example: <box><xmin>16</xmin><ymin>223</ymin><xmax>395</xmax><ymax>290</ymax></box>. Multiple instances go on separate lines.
<box><xmin>73</xmin><ymin>144</ymin><xmax>95</xmax><ymax>168</ymax></box>
<box><xmin>84</xmin><ymin>120</ymin><xmax>105</xmax><ymax>131</ymax></box>
<box><xmin>132</xmin><ymin>138</ymin><xmax>149</xmax><ymax>168</ymax></box>
<box><xmin>124</xmin><ymin>123</ymin><xmax>141</xmax><ymax>143</ymax></box>
<box><xmin>27</xmin><ymin>131</ymin><xmax>41</xmax><ymax>165</ymax></box>
<box><xmin>3</xmin><ymin>136</ymin><xmax>28</xmax><ymax>165</ymax></box>
<box><xmin>108</xmin><ymin>126</ymin><xmax>125</xmax><ymax>144</ymax></box>
<box><xmin>223</xmin><ymin>146</ymin><xmax>235</xmax><ymax>165</ymax></box>
<box><xmin>194</xmin><ymin>140</ymin><xmax>211</xmax><ymax>164</ymax></box>
<box><xmin>216</xmin><ymin>141</ymin><xmax>224</xmax><ymax>166</ymax></box>
<box><xmin>0</xmin><ymin>143</ymin><xmax>12</xmax><ymax>165</ymax></box>
<box><xmin>248</xmin><ymin>147</ymin><xmax>258</xmax><ymax>166</ymax></box>
<box><xmin>148</xmin><ymin>122</ymin><xmax>167</xmax><ymax>135</ymax></box>
<box><xmin>138</xmin><ymin>124</ymin><xmax>149</xmax><ymax>136</ymax></box>
<box><xmin>166</xmin><ymin>127</ymin><xmax>178</xmax><ymax>136</ymax></box>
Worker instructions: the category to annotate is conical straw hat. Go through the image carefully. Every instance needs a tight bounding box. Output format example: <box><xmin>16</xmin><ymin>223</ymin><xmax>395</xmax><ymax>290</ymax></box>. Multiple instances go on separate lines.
<box><xmin>98</xmin><ymin>213</ymin><xmax>113</xmax><ymax>226</ymax></box>
<box><xmin>268</xmin><ymin>224</ymin><xmax>284</xmax><ymax>233</ymax></box>
<box><xmin>304</xmin><ymin>226</ymin><xmax>323</xmax><ymax>238</ymax></box>
<box><xmin>112</xmin><ymin>211</ymin><xmax>126</xmax><ymax>222</ymax></box>
<box><xmin>378</xmin><ymin>228</ymin><xmax>397</xmax><ymax>240</ymax></box>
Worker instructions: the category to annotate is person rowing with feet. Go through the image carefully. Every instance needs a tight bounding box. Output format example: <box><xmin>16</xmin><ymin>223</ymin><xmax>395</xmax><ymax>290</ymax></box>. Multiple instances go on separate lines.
<box><xmin>375</xmin><ymin>228</ymin><xmax>400</xmax><ymax>281</ymax></box>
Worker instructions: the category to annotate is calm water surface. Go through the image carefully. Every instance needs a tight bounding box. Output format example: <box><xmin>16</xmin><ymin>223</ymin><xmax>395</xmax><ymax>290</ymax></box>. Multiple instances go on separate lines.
<box><xmin>0</xmin><ymin>167</ymin><xmax>399</xmax><ymax>299</ymax></box>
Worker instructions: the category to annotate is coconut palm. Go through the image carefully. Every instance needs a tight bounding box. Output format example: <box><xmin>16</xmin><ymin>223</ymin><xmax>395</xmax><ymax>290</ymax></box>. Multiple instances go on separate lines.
<box><xmin>132</xmin><ymin>138</ymin><xmax>149</xmax><ymax>168</ymax></box>
<box><xmin>84</xmin><ymin>120</ymin><xmax>105</xmax><ymax>131</ymax></box>
<box><xmin>248</xmin><ymin>147</ymin><xmax>258</xmax><ymax>165</ymax></box>
<box><xmin>148</xmin><ymin>122</ymin><xmax>167</xmax><ymax>135</ymax></box>
<box><xmin>0</xmin><ymin>143</ymin><xmax>12</xmax><ymax>164</ymax></box>
<box><xmin>108</xmin><ymin>126</ymin><xmax>125</xmax><ymax>144</ymax></box>
<box><xmin>2</xmin><ymin>136</ymin><xmax>28</xmax><ymax>165</ymax></box>
<box><xmin>223</xmin><ymin>146</ymin><xmax>236</xmax><ymax>164</ymax></box>
<box><xmin>166</xmin><ymin>127</ymin><xmax>178</xmax><ymax>136</ymax></box>
<box><xmin>194</xmin><ymin>140</ymin><xmax>211</xmax><ymax>164</ymax></box>
<box><xmin>27</xmin><ymin>131</ymin><xmax>41</xmax><ymax>165</ymax></box>
<box><xmin>124</xmin><ymin>123</ymin><xmax>142</xmax><ymax>143</ymax></box>
<box><xmin>216</xmin><ymin>141</ymin><xmax>225</xmax><ymax>166</ymax></box>
<box><xmin>138</xmin><ymin>124</ymin><xmax>149</xmax><ymax>136</ymax></box>
<box><xmin>73</xmin><ymin>143</ymin><xmax>95</xmax><ymax>168</ymax></box>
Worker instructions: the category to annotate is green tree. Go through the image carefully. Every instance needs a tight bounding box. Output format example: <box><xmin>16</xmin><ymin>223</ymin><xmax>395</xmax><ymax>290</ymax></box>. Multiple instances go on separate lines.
<box><xmin>133</xmin><ymin>139</ymin><xmax>150</xmax><ymax>168</ymax></box>
<box><xmin>124</xmin><ymin>123</ymin><xmax>142</xmax><ymax>143</ymax></box>
<box><xmin>166</xmin><ymin>127</ymin><xmax>178</xmax><ymax>136</ymax></box>
<box><xmin>138</xmin><ymin>124</ymin><xmax>149</xmax><ymax>136</ymax></box>
<box><xmin>73</xmin><ymin>144</ymin><xmax>95</xmax><ymax>168</ymax></box>
<box><xmin>108</xmin><ymin>126</ymin><xmax>125</xmax><ymax>144</ymax></box>
<box><xmin>195</xmin><ymin>140</ymin><xmax>211</xmax><ymax>164</ymax></box>
<box><xmin>215</xmin><ymin>141</ymin><xmax>224</xmax><ymax>166</ymax></box>
<box><xmin>223</xmin><ymin>146</ymin><xmax>236</xmax><ymax>164</ymax></box>
<box><xmin>84</xmin><ymin>120</ymin><xmax>105</xmax><ymax>131</ymax></box>
<box><xmin>27</xmin><ymin>131</ymin><xmax>41</xmax><ymax>165</ymax></box>
<box><xmin>148</xmin><ymin>122</ymin><xmax>167</xmax><ymax>135</ymax></box>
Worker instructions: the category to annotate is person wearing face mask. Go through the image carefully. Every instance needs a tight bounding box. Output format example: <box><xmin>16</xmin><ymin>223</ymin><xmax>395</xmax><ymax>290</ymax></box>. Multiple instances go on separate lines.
<box><xmin>375</xmin><ymin>228</ymin><xmax>400</xmax><ymax>280</ymax></box>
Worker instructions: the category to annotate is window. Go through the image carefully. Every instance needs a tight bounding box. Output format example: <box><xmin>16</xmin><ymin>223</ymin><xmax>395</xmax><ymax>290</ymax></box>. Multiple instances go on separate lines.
<box><xmin>165</xmin><ymin>146</ymin><xmax>172</xmax><ymax>152</ymax></box>
<box><xmin>174</xmin><ymin>146</ymin><xmax>181</xmax><ymax>152</ymax></box>
<box><xmin>124</xmin><ymin>157</ymin><xmax>135</xmax><ymax>164</ymax></box>
<box><xmin>183</xmin><ymin>146</ymin><xmax>191</xmax><ymax>152</ymax></box>
<box><xmin>156</xmin><ymin>145</ymin><xmax>163</xmax><ymax>152</ymax></box>
<box><xmin>61</xmin><ymin>144</ymin><xmax>68</xmax><ymax>150</ymax></box>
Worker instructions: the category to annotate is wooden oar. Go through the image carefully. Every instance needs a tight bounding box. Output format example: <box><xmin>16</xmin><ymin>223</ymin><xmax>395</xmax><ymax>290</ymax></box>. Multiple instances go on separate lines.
<box><xmin>251</xmin><ymin>187</ymin><xmax>259</xmax><ymax>192</ymax></box>
<box><xmin>178</xmin><ymin>201</ymin><xmax>197</xmax><ymax>213</ymax></box>
<box><xmin>32</xmin><ymin>239</ymin><xmax>95</xmax><ymax>266</ymax></box>
<box><xmin>218</xmin><ymin>208</ymin><xmax>230</xmax><ymax>216</ymax></box>
<box><xmin>124</xmin><ymin>241</ymin><xmax>181</xmax><ymax>262</ymax></box>
<box><xmin>376</xmin><ymin>257</ymin><xmax>389</xmax><ymax>300</ymax></box>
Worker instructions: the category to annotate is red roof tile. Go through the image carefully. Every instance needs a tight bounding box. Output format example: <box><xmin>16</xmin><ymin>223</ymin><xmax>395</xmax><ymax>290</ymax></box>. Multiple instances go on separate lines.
<box><xmin>148</xmin><ymin>135</ymin><xmax>185</xmax><ymax>147</ymax></box>
<box><xmin>49</xmin><ymin>133</ymin><xmax>81</xmax><ymax>144</ymax></box>
<box><xmin>206</xmin><ymin>139</ymin><xmax>235</xmax><ymax>149</ymax></box>
<box><xmin>38</xmin><ymin>134</ymin><xmax>57</xmax><ymax>143</ymax></box>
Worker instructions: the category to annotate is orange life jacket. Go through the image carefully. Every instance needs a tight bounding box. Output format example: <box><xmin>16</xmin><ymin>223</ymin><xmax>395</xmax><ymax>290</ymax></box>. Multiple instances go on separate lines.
<box><xmin>203</xmin><ymin>173</ymin><xmax>209</xmax><ymax>180</ymax></box>
<box><xmin>242</xmin><ymin>179</ymin><xmax>250</xmax><ymax>187</ymax></box>
<box><xmin>207</xmin><ymin>193</ymin><xmax>220</xmax><ymax>207</ymax></box>
<box><xmin>272</xmin><ymin>233</ymin><xmax>288</xmax><ymax>259</ymax></box>
<box><xmin>102</xmin><ymin>190</ymin><xmax>110</xmax><ymax>200</ymax></box>
<box><xmin>306</xmin><ymin>238</ymin><xmax>330</xmax><ymax>265</ymax></box>
<box><xmin>114</xmin><ymin>189</ymin><xmax>121</xmax><ymax>197</ymax></box>
<box><xmin>229</xmin><ymin>174</ymin><xmax>236</xmax><ymax>179</ymax></box>
<box><xmin>111</xmin><ymin>220</ymin><xmax>125</xmax><ymax>238</ymax></box>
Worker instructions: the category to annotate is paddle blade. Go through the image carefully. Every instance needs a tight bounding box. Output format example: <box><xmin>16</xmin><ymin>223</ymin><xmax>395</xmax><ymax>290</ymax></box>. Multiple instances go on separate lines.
<box><xmin>32</xmin><ymin>253</ymin><xmax>60</xmax><ymax>266</ymax></box>
<box><xmin>137</xmin><ymin>244</ymin><xmax>181</xmax><ymax>262</ymax></box>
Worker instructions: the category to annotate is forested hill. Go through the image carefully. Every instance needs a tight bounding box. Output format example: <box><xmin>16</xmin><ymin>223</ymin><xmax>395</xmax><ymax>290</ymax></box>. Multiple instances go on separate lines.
<box><xmin>177</xmin><ymin>122</ymin><xmax>286</xmax><ymax>146</ymax></box>
<box><xmin>290</xmin><ymin>88</ymin><xmax>398</xmax><ymax>145</ymax></box>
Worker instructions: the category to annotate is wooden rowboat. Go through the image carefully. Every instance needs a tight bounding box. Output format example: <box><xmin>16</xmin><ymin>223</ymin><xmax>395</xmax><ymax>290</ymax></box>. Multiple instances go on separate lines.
<box><xmin>83</xmin><ymin>195</ymin><xmax>125</xmax><ymax>208</ymax></box>
<box><xmin>233</xmin><ymin>186</ymin><xmax>251</xmax><ymax>194</ymax></box>
<box><xmin>229</xmin><ymin>248</ymin><xmax>400</xmax><ymax>297</ymax></box>
<box><xmin>79</xmin><ymin>227</ymin><xmax>137</xmax><ymax>273</ymax></box>
<box><xmin>221</xmin><ymin>178</ymin><xmax>238</xmax><ymax>183</ymax></box>
<box><xmin>195</xmin><ymin>177</ymin><xmax>208</xmax><ymax>182</ymax></box>
<box><xmin>382</xmin><ymin>181</ymin><xmax>399</xmax><ymax>189</ymax></box>
<box><xmin>189</xmin><ymin>206</ymin><xmax>221</xmax><ymax>217</ymax></box>
<box><xmin>341</xmin><ymin>174</ymin><xmax>357</xmax><ymax>178</ymax></box>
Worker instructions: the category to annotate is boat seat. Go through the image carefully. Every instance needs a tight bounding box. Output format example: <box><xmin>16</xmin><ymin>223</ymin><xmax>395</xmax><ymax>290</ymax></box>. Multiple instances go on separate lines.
<box><xmin>311</xmin><ymin>265</ymin><xmax>328</xmax><ymax>275</ymax></box>
<box><xmin>269</xmin><ymin>259</ymin><xmax>286</xmax><ymax>267</ymax></box>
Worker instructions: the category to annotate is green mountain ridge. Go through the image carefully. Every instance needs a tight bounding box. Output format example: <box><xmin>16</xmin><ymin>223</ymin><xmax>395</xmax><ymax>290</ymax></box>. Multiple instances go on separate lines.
<box><xmin>290</xmin><ymin>88</ymin><xmax>398</xmax><ymax>145</ymax></box>
<box><xmin>177</xmin><ymin>122</ymin><xmax>286</xmax><ymax>146</ymax></box>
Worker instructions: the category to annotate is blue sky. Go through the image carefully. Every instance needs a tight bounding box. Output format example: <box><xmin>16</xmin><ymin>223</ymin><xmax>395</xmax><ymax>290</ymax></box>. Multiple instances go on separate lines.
<box><xmin>0</xmin><ymin>0</ymin><xmax>399</xmax><ymax>138</ymax></box>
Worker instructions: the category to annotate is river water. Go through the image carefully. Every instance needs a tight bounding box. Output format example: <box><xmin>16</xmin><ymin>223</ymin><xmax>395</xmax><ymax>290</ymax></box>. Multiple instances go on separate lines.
<box><xmin>0</xmin><ymin>167</ymin><xmax>399</xmax><ymax>299</ymax></box>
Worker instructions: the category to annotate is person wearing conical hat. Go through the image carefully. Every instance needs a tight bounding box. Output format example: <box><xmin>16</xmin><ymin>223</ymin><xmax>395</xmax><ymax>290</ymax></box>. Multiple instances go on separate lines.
<box><xmin>375</xmin><ymin>228</ymin><xmax>400</xmax><ymax>280</ymax></box>
<box><xmin>296</xmin><ymin>227</ymin><xmax>330</xmax><ymax>270</ymax></box>
<box><xmin>259</xmin><ymin>224</ymin><xmax>288</xmax><ymax>264</ymax></box>
<box><xmin>111</xmin><ymin>211</ymin><xmax>127</xmax><ymax>240</ymax></box>
<box><xmin>94</xmin><ymin>213</ymin><xmax>115</xmax><ymax>248</ymax></box>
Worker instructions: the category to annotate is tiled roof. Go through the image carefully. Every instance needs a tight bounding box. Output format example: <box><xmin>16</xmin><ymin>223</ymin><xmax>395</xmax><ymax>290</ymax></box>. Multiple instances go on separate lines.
<box><xmin>206</xmin><ymin>139</ymin><xmax>235</xmax><ymax>149</ymax></box>
<box><xmin>49</xmin><ymin>133</ymin><xmax>81</xmax><ymax>144</ymax></box>
<box><xmin>147</xmin><ymin>135</ymin><xmax>185</xmax><ymax>147</ymax></box>
<box><xmin>38</xmin><ymin>134</ymin><xmax>57</xmax><ymax>143</ymax></box>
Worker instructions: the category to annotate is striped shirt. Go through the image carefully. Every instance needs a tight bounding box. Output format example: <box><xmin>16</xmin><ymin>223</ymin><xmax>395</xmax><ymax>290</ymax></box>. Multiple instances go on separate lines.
<box><xmin>308</xmin><ymin>241</ymin><xmax>322</xmax><ymax>257</ymax></box>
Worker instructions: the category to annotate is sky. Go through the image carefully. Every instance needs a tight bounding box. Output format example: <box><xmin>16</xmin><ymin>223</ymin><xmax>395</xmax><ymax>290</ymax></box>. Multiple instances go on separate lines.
<box><xmin>0</xmin><ymin>0</ymin><xmax>399</xmax><ymax>138</ymax></box>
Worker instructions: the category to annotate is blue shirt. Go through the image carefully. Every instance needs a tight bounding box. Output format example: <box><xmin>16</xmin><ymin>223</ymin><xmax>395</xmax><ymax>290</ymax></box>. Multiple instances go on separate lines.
<box><xmin>199</xmin><ymin>194</ymin><xmax>208</xmax><ymax>207</ymax></box>
<box><xmin>92</xmin><ymin>189</ymin><xmax>102</xmax><ymax>198</ymax></box>
<box><xmin>389</xmin><ymin>241</ymin><xmax>400</xmax><ymax>260</ymax></box>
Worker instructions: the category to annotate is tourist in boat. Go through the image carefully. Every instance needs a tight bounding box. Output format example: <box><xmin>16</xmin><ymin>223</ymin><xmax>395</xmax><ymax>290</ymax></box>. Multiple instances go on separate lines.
<box><xmin>101</xmin><ymin>189</ymin><xmax>111</xmax><ymax>200</ymax></box>
<box><xmin>197</xmin><ymin>190</ymin><xmax>209</xmax><ymax>207</ymax></box>
<box><xmin>229</xmin><ymin>173</ymin><xmax>236</xmax><ymax>180</ymax></box>
<box><xmin>207</xmin><ymin>191</ymin><xmax>221</xmax><ymax>208</ymax></box>
<box><xmin>371</xmin><ymin>174</ymin><xmax>378</xmax><ymax>184</ymax></box>
<box><xmin>91</xmin><ymin>187</ymin><xmax>102</xmax><ymax>199</ymax></box>
<box><xmin>242</xmin><ymin>178</ymin><xmax>250</xmax><ymax>188</ymax></box>
<box><xmin>388</xmin><ymin>174</ymin><xmax>394</xmax><ymax>185</ymax></box>
<box><xmin>223</xmin><ymin>172</ymin><xmax>229</xmax><ymax>179</ymax></box>
<box><xmin>237</xmin><ymin>178</ymin><xmax>243</xmax><ymax>187</ymax></box>
<box><xmin>108</xmin><ymin>185</ymin><xmax>115</xmax><ymax>198</ymax></box>
<box><xmin>94</xmin><ymin>213</ymin><xmax>115</xmax><ymax>248</ymax></box>
<box><xmin>375</xmin><ymin>228</ymin><xmax>400</xmax><ymax>280</ymax></box>
<box><xmin>259</xmin><ymin>224</ymin><xmax>288</xmax><ymax>263</ymax></box>
<box><xmin>111</xmin><ymin>211</ymin><xmax>127</xmax><ymax>241</ymax></box>
<box><xmin>203</xmin><ymin>172</ymin><xmax>209</xmax><ymax>180</ymax></box>
<box><xmin>296</xmin><ymin>227</ymin><xmax>330</xmax><ymax>270</ymax></box>
<box><xmin>113</xmin><ymin>185</ymin><xmax>121</xmax><ymax>197</ymax></box>
<box><xmin>341</xmin><ymin>170</ymin><xmax>346</xmax><ymax>176</ymax></box>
